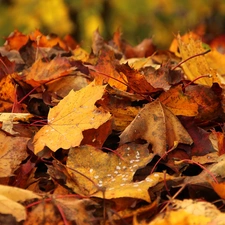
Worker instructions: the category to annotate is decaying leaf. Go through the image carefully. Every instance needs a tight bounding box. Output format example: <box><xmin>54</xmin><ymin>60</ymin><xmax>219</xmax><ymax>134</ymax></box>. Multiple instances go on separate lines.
<box><xmin>33</xmin><ymin>81</ymin><xmax>111</xmax><ymax>153</ymax></box>
<box><xmin>66</xmin><ymin>144</ymin><xmax>174</xmax><ymax>202</ymax></box>
<box><xmin>0</xmin><ymin>113</ymin><xmax>33</xmax><ymax>135</ymax></box>
<box><xmin>120</xmin><ymin>100</ymin><xmax>193</xmax><ymax>156</ymax></box>
<box><xmin>0</xmin><ymin>131</ymin><xmax>29</xmax><ymax>177</ymax></box>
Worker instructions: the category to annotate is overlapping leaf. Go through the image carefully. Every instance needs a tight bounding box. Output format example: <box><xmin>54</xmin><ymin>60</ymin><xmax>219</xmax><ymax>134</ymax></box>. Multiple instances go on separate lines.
<box><xmin>120</xmin><ymin>100</ymin><xmax>193</xmax><ymax>156</ymax></box>
<box><xmin>66</xmin><ymin>144</ymin><xmax>174</xmax><ymax>202</ymax></box>
<box><xmin>33</xmin><ymin>82</ymin><xmax>111</xmax><ymax>153</ymax></box>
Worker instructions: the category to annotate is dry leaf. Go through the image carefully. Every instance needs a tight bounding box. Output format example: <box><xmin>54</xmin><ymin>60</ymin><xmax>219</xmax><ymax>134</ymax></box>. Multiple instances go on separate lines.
<box><xmin>177</xmin><ymin>34</ymin><xmax>217</xmax><ymax>86</ymax></box>
<box><xmin>211</xmin><ymin>182</ymin><xmax>225</xmax><ymax>200</ymax></box>
<box><xmin>0</xmin><ymin>131</ymin><xmax>29</xmax><ymax>177</ymax></box>
<box><xmin>149</xmin><ymin>199</ymin><xmax>223</xmax><ymax>225</ymax></box>
<box><xmin>0</xmin><ymin>113</ymin><xmax>33</xmax><ymax>135</ymax></box>
<box><xmin>65</xmin><ymin>144</ymin><xmax>173</xmax><ymax>202</ymax></box>
<box><xmin>159</xmin><ymin>85</ymin><xmax>198</xmax><ymax>116</ymax></box>
<box><xmin>22</xmin><ymin>56</ymin><xmax>75</xmax><ymax>87</ymax></box>
<box><xmin>0</xmin><ymin>185</ymin><xmax>40</xmax><ymax>222</ymax></box>
<box><xmin>33</xmin><ymin>81</ymin><xmax>111</xmax><ymax>154</ymax></box>
<box><xmin>120</xmin><ymin>100</ymin><xmax>193</xmax><ymax>156</ymax></box>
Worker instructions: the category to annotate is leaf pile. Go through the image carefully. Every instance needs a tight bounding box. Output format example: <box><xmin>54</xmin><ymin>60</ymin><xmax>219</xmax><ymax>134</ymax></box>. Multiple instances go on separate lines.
<box><xmin>1</xmin><ymin>29</ymin><xmax>225</xmax><ymax>224</ymax></box>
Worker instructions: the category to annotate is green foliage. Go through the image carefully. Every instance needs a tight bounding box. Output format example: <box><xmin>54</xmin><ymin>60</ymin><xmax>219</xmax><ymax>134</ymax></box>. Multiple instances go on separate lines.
<box><xmin>0</xmin><ymin>0</ymin><xmax>225</xmax><ymax>49</ymax></box>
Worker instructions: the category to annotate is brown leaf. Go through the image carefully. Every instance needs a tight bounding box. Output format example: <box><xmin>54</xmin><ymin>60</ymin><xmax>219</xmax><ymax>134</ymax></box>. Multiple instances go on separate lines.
<box><xmin>185</xmin><ymin>84</ymin><xmax>221</xmax><ymax>122</ymax></box>
<box><xmin>0</xmin><ymin>54</ymin><xmax>15</xmax><ymax>77</ymax></box>
<box><xmin>179</xmin><ymin>117</ymin><xmax>215</xmax><ymax>156</ymax></box>
<box><xmin>120</xmin><ymin>100</ymin><xmax>193</xmax><ymax>156</ymax></box>
<box><xmin>0</xmin><ymin>131</ymin><xmax>29</xmax><ymax>177</ymax></box>
<box><xmin>117</xmin><ymin>63</ymin><xmax>159</xmax><ymax>94</ymax></box>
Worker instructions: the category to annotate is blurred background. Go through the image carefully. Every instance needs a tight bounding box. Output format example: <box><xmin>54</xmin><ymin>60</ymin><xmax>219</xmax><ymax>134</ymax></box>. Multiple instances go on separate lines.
<box><xmin>0</xmin><ymin>0</ymin><xmax>225</xmax><ymax>50</ymax></box>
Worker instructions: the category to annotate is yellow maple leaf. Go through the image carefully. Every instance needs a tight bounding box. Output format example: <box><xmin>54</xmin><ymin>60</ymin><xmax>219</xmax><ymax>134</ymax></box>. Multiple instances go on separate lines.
<box><xmin>177</xmin><ymin>34</ymin><xmax>217</xmax><ymax>86</ymax></box>
<box><xmin>33</xmin><ymin>82</ymin><xmax>111</xmax><ymax>154</ymax></box>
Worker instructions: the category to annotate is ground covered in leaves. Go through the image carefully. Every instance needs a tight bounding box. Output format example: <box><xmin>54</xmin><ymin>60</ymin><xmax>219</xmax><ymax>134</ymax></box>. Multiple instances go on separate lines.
<box><xmin>1</xmin><ymin>29</ymin><xmax>225</xmax><ymax>224</ymax></box>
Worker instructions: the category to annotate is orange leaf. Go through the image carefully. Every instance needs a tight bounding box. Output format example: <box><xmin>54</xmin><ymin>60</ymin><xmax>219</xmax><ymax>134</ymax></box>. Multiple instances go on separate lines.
<box><xmin>89</xmin><ymin>50</ymin><xmax>127</xmax><ymax>91</ymax></box>
<box><xmin>22</xmin><ymin>56</ymin><xmax>74</xmax><ymax>87</ymax></box>
<box><xmin>159</xmin><ymin>85</ymin><xmax>198</xmax><ymax>116</ymax></box>
<box><xmin>211</xmin><ymin>182</ymin><xmax>225</xmax><ymax>200</ymax></box>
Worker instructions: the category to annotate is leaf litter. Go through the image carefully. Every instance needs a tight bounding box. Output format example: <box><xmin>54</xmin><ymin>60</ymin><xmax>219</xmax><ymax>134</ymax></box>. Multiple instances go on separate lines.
<box><xmin>0</xmin><ymin>29</ymin><xmax>225</xmax><ymax>224</ymax></box>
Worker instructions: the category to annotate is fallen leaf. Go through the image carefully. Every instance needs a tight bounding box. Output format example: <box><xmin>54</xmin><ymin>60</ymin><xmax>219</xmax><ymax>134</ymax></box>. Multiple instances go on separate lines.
<box><xmin>89</xmin><ymin>49</ymin><xmax>127</xmax><ymax>91</ymax></box>
<box><xmin>0</xmin><ymin>131</ymin><xmax>29</xmax><ymax>177</ymax></box>
<box><xmin>120</xmin><ymin>100</ymin><xmax>193</xmax><ymax>156</ymax></box>
<box><xmin>117</xmin><ymin>63</ymin><xmax>159</xmax><ymax>94</ymax></box>
<box><xmin>0</xmin><ymin>185</ymin><xmax>40</xmax><ymax>222</ymax></box>
<box><xmin>177</xmin><ymin>34</ymin><xmax>217</xmax><ymax>86</ymax></box>
<box><xmin>0</xmin><ymin>113</ymin><xmax>33</xmax><ymax>135</ymax></box>
<box><xmin>66</xmin><ymin>144</ymin><xmax>161</xmax><ymax>202</ymax></box>
<box><xmin>144</xmin><ymin>62</ymin><xmax>173</xmax><ymax>91</ymax></box>
<box><xmin>185</xmin><ymin>84</ymin><xmax>221</xmax><ymax>122</ymax></box>
<box><xmin>22</xmin><ymin>56</ymin><xmax>75</xmax><ymax>87</ymax></box>
<box><xmin>81</xmin><ymin>119</ymin><xmax>112</xmax><ymax>148</ymax></box>
<box><xmin>179</xmin><ymin>117</ymin><xmax>215</xmax><ymax>156</ymax></box>
<box><xmin>4</xmin><ymin>30</ymin><xmax>29</xmax><ymax>51</ymax></box>
<box><xmin>0</xmin><ymin>75</ymin><xmax>16</xmax><ymax>112</ymax></box>
<box><xmin>159</xmin><ymin>85</ymin><xmax>198</xmax><ymax>116</ymax></box>
<box><xmin>210</xmin><ymin>182</ymin><xmax>225</xmax><ymax>200</ymax></box>
<box><xmin>33</xmin><ymin>81</ymin><xmax>111</xmax><ymax>154</ymax></box>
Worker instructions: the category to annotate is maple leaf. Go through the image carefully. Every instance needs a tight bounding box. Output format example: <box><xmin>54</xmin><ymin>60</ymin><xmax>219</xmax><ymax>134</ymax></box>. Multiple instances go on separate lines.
<box><xmin>22</xmin><ymin>56</ymin><xmax>75</xmax><ymax>87</ymax></box>
<box><xmin>89</xmin><ymin>49</ymin><xmax>127</xmax><ymax>91</ymax></box>
<box><xmin>33</xmin><ymin>81</ymin><xmax>111</xmax><ymax>154</ymax></box>
<box><xmin>159</xmin><ymin>84</ymin><xmax>199</xmax><ymax>116</ymax></box>
<box><xmin>120</xmin><ymin>99</ymin><xmax>193</xmax><ymax>156</ymax></box>
<box><xmin>177</xmin><ymin>34</ymin><xmax>217</xmax><ymax>86</ymax></box>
